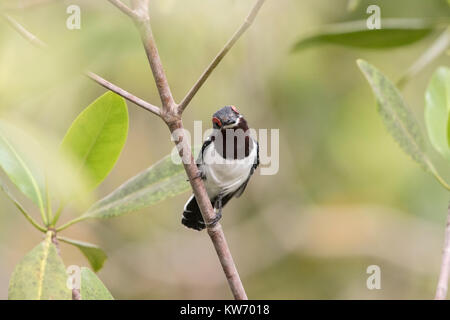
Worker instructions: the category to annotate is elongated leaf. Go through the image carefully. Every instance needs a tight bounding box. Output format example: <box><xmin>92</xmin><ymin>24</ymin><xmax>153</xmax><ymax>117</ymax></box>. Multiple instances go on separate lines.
<box><xmin>61</xmin><ymin>91</ymin><xmax>129</xmax><ymax>190</ymax></box>
<box><xmin>293</xmin><ymin>19</ymin><xmax>436</xmax><ymax>50</ymax></box>
<box><xmin>0</xmin><ymin>180</ymin><xmax>46</xmax><ymax>232</ymax></box>
<box><xmin>80</xmin><ymin>267</ymin><xmax>113</xmax><ymax>300</ymax></box>
<box><xmin>357</xmin><ymin>59</ymin><xmax>431</xmax><ymax>171</ymax></box>
<box><xmin>424</xmin><ymin>67</ymin><xmax>450</xmax><ymax>159</ymax></box>
<box><xmin>0</xmin><ymin>120</ymin><xmax>46</xmax><ymax>214</ymax></box>
<box><xmin>8</xmin><ymin>233</ymin><xmax>71</xmax><ymax>300</ymax></box>
<box><xmin>82</xmin><ymin>155</ymin><xmax>190</xmax><ymax>219</ymax></box>
<box><xmin>58</xmin><ymin>237</ymin><xmax>107</xmax><ymax>272</ymax></box>
<box><xmin>8</xmin><ymin>119</ymin><xmax>94</xmax><ymax>212</ymax></box>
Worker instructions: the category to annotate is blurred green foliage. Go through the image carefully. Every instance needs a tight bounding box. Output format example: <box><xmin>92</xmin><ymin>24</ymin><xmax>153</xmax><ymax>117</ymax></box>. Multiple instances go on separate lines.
<box><xmin>0</xmin><ymin>0</ymin><xmax>450</xmax><ymax>299</ymax></box>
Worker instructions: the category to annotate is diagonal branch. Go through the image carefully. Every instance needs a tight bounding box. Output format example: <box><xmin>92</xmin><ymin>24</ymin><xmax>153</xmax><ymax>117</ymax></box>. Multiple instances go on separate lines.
<box><xmin>135</xmin><ymin>20</ymin><xmax>177</xmax><ymax>113</ymax></box>
<box><xmin>109</xmin><ymin>0</ymin><xmax>266</xmax><ymax>300</ymax></box>
<box><xmin>0</xmin><ymin>182</ymin><xmax>47</xmax><ymax>233</ymax></box>
<box><xmin>397</xmin><ymin>27</ymin><xmax>450</xmax><ymax>89</ymax></box>
<box><xmin>178</xmin><ymin>0</ymin><xmax>266</xmax><ymax>114</ymax></box>
<box><xmin>86</xmin><ymin>72</ymin><xmax>161</xmax><ymax>116</ymax></box>
<box><xmin>115</xmin><ymin>0</ymin><xmax>266</xmax><ymax>300</ymax></box>
<box><xmin>7</xmin><ymin>0</ymin><xmax>266</xmax><ymax>300</ymax></box>
<box><xmin>1</xmin><ymin>13</ymin><xmax>161</xmax><ymax>115</ymax></box>
<box><xmin>107</xmin><ymin>0</ymin><xmax>137</xmax><ymax>19</ymax></box>
<box><xmin>1</xmin><ymin>13</ymin><xmax>47</xmax><ymax>48</ymax></box>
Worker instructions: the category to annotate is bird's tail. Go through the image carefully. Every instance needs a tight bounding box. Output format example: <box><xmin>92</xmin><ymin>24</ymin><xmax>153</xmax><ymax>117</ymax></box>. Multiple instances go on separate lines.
<box><xmin>182</xmin><ymin>195</ymin><xmax>206</xmax><ymax>231</ymax></box>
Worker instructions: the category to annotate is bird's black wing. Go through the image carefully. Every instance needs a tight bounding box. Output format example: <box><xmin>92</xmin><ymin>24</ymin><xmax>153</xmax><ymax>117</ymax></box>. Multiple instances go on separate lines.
<box><xmin>196</xmin><ymin>136</ymin><xmax>213</xmax><ymax>168</ymax></box>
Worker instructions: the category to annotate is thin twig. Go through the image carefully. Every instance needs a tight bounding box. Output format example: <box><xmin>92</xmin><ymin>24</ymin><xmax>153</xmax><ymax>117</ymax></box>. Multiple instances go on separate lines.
<box><xmin>1</xmin><ymin>14</ymin><xmax>161</xmax><ymax>116</ymax></box>
<box><xmin>55</xmin><ymin>215</ymin><xmax>89</xmax><ymax>232</ymax></box>
<box><xmin>134</xmin><ymin>19</ymin><xmax>177</xmax><ymax>113</ymax></box>
<box><xmin>48</xmin><ymin>229</ymin><xmax>81</xmax><ymax>300</ymax></box>
<box><xmin>167</xmin><ymin>120</ymin><xmax>248</xmax><ymax>299</ymax></box>
<box><xmin>178</xmin><ymin>0</ymin><xmax>266</xmax><ymax>114</ymax></box>
<box><xmin>6</xmin><ymin>0</ymin><xmax>266</xmax><ymax>300</ymax></box>
<box><xmin>397</xmin><ymin>27</ymin><xmax>450</xmax><ymax>89</ymax></box>
<box><xmin>0</xmin><ymin>183</ymin><xmax>47</xmax><ymax>233</ymax></box>
<box><xmin>1</xmin><ymin>13</ymin><xmax>47</xmax><ymax>48</ymax></box>
<box><xmin>113</xmin><ymin>0</ymin><xmax>266</xmax><ymax>299</ymax></box>
<box><xmin>86</xmin><ymin>71</ymin><xmax>161</xmax><ymax>116</ymax></box>
<box><xmin>435</xmin><ymin>202</ymin><xmax>450</xmax><ymax>300</ymax></box>
<box><xmin>107</xmin><ymin>0</ymin><xmax>137</xmax><ymax>19</ymax></box>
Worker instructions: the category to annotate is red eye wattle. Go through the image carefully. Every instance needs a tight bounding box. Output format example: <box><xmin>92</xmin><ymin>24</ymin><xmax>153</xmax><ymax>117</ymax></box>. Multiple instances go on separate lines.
<box><xmin>212</xmin><ymin>117</ymin><xmax>222</xmax><ymax>127</ymax></box>
<box><xmin>231</xmin><ymin>105</ymin><xmax>239</xmax><ymax>114</ymax></box>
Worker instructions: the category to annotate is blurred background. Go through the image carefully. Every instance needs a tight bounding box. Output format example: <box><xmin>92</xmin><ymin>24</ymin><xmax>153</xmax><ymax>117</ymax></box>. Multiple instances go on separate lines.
<box><xmin>0</xmin><ymin>0</ymin><xmax>450</xmax><ymax>299</ymax></box>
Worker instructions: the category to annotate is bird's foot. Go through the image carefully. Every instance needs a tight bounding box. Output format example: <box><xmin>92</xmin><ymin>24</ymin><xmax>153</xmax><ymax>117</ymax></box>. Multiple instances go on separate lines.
<box><xmin>204</xmin><ymin>196</ymin><xmax>223</xmax><ymax>227</ymax></box>
<box><xmin>204</xmin><ymin>211</ymin><xmax>222</xmax><ymax>227</ymax></box>
<box><xmin>187</xmin><ymin>170</ymin><xmax>205</xmax><ymax>182</ymax></box>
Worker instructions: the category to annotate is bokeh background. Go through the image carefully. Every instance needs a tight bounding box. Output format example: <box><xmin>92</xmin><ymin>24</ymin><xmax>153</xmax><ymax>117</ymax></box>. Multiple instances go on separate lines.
<box><xmin>1</xmin><ymin>0</ymin><xmax>450</xmax><ymax>299</ymax></box>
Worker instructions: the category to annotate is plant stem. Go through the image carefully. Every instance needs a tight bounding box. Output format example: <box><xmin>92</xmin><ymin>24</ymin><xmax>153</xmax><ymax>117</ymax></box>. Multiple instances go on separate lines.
<box><xmin>178</xmin><ymin>0</ymin><xmax>266</xmax><ymax>114</ymax></box>
<box><xmin>134</xmin><ymin>18</ymin><xmax>177</xmax><ymax>113</ymax></box>
<box><xmin>45</xmin><ymin>174</ymin><xmax>53</xmax><ymax>225</ymax></box>
<box><xmin>120</xmin><ymin>0</ymin><xmax>265</xmax><ymax>299</ymax></box>
<box><xmin>436</xmin><ymin>201</ymin><xmax>450</xmax><ymax>299</ymax></box>
<box><xmin>1</xmin><ymin>14</ymin><xmax>161</xmax><ymax>114</ymax></box>
<box><xmin>0</xmin><ymin>183</ymin><xmax>47</xmax><ymax>232</ymax></box>
<box><xmin>167</xmin><ymin>120</ymin><xmax>248</xmax><ymax>299</ymax></box>
<box><xmin>428</xmin><ymin>161</ymin><xmax>450</xmax><ymax>191</ymax></box>
<box><xmin>397</xmin><ymin>27</ymin><xmax>450</xmax><ymax>89</ymax></box>
<box><xmin>55</xmin><ymin>216</ymin><xmax>89</xmax><ymax>232</ymax></box>
<box><xmin>50</xmin><ymin>202</ymin><xmax>64</xmax><ymax>226</ymax></box>
<box><xmin>5</xmin><ymin>0</ymin><xmax>266</xmax><ymax>300</ymax></box>
<box><xmin>85</xmin><ymin>71</ymin><xmax>161</xmax><ymax>116</ymax></box>
<box><xmin>48</xmin><ymin>229</ymin><xmax>81</xmax><ymax>300</ymax></box>
<box><xmin>1</xmin><ymin>13</ymin><xmax>47</xmax><ymax>48</ymax></box>
<box><xmin>107</xmin><ymin>0</ymin><xmax>137</xmax><ymax>19</ymax></box>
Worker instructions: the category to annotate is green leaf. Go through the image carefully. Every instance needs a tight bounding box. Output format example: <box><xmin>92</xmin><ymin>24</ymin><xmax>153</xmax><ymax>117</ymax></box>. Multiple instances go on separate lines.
<box><xmin>8</xmin><ymin>232</ymin><xmax>71</xmax><ymax>300</ymax></box>
<box><xmin>58</xmin><ymin>237</ymin><xmax>107</xmax><ymax>272</ymax></box>
<box><xmin>357</xmin><ymin>59</ymin><xmax>432</xmax><ymax>172</ymax></box>
<box><xmin>80</xmin><ymin>267</ymin><xmax>114</xmax><ymax>300</ymax></box>
<box><xmin>82</xmin><ymin>154</ymin><xmax>190</xmax><ymax>219</ymax></box>
<box><xmin>61</xmin><ymin>91</ymin><xmax>129</xmax><ymax>190</ymax></box>
<box><xmin>425</xmin><ymin>67</ymin><xmax>450</xmax><ymax>160</ymax></box>
<box><xmin>0</xmin><ymin>120</ymin><xmax>46</xmax><ymax>216</ymax></box>
<box><xmin>293</xmin><ymin>19</ymin><xmax>436</xmax><ymax>51</ymax></box>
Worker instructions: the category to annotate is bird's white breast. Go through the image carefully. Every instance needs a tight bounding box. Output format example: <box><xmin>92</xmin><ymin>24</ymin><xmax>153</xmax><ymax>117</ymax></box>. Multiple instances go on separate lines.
<box><xmin>200</xmin><ymin>139</ymin><xmax>257</xmax><ymax>199</ymax></box>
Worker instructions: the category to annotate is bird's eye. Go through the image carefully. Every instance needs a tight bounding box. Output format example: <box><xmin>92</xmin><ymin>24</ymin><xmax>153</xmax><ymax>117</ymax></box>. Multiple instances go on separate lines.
<box><xmin>212</xmin><ymin>117</ymin><xmax>222</xmax><ymax>127</ymax></box>
<box><xmin>231</xmin><ymin>105</ymin><xmax>239</xmax><ymax>114</ymax></box>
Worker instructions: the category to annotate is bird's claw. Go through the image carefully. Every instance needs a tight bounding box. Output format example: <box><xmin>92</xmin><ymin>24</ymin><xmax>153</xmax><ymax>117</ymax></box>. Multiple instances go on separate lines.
<box><xmin>198</xmin><ymin>196</ymin><xmax>223</xmax><ymax>228</ymax></box>
<box><xmin>198</xmin><ymin>211</ymin><xmax>222</xmax><ymax>228</ymax></box>
<box><xmin>205</xmin><ymin>211</ymin><xmax>222</xmax><ymax>227</ymax></box>
<box><xmin>187</xmin><ymin>170</ymin><xmax>205</xmax><ymax>182</ymax></box>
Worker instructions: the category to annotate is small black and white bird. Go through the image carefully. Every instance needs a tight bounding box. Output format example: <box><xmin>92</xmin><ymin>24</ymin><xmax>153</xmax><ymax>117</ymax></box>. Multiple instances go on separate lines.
<box><xmin>182</xmin><ymin>105</ymin><xmax>259</xmax><ymax>231</ymax></box>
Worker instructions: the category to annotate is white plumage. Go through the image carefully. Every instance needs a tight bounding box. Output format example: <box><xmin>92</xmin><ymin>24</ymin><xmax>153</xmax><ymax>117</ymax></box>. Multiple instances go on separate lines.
<box><xmin>200</xmin><ymin>138</ymin><xmax>258</xmax><ymax>200</ymax></box>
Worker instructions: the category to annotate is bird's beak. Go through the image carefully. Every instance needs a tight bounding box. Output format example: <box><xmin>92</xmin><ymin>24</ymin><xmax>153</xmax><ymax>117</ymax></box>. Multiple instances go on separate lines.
<box><xmin>222</xmin><ymin>115</ymin><xmax>242</xmax><ymax>129</ymax></box>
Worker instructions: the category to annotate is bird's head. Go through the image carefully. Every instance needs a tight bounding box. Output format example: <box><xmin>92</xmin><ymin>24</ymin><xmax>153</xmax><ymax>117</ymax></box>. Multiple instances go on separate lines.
<box><xmin>212</xmin><ymin>105</ymin><xmax>243</xmax><ymax>130</ymax></box>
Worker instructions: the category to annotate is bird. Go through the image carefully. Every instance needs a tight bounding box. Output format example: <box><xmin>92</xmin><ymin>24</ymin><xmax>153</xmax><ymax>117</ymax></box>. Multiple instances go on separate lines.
<box><xmin>182</xmin><ymin>105</ymin><xmax>259</xmax><ymax>231</ymax></box>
